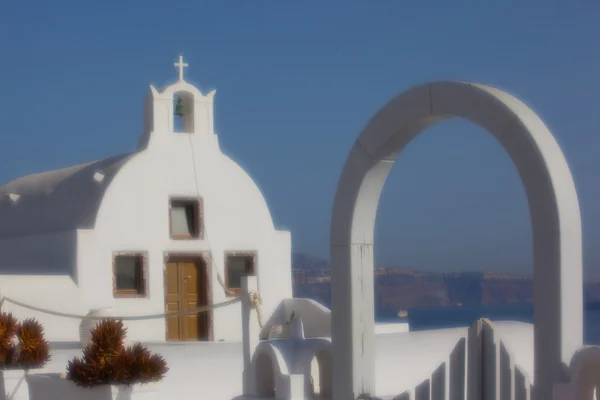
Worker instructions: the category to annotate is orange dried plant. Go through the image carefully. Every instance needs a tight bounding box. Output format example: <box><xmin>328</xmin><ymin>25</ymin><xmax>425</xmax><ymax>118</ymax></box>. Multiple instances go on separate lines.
<box><xmin>67</xmin><ymin>318</ymin><xmax>168</xmax><ymax>388</ymax></box>
<box><xmin>0</xmin><ymin>313</ymin><xmax>50</xmax><ymax>370</ymax></box>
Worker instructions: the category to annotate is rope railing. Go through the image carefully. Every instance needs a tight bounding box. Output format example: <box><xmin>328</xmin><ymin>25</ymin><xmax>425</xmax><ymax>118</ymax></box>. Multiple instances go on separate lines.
<box><xmin>0</xmin><ymin>123</ymin><xmax>267</xmax><ymax>335</ymax></box>
<box><xmin>0</xmin><ymin>291</ymin><xmax>263</xmax><ymax>323</ymax></box>
<box><xmin>248</xmin><ymin>290</ymin><xmax>264</xmax><ymax>328</ymax></box>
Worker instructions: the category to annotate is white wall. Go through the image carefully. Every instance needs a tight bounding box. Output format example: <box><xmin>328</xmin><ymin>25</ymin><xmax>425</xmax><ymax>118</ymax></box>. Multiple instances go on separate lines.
<box><xmin>0</xmin><ymin>275</ymin><xmax>83</xmax><ymax>341</ymax></box>
<box><xmin>0</xmin><ymin>231</ymin><xmax>84</xmax><ymax>341</ymax></box>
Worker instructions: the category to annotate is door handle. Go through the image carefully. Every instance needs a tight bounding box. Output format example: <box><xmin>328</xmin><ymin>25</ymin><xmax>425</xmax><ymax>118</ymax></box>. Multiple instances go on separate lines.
<box><xmin>184</xmin><ymin>275</ymin><xmax>192</xmax><ymax>281</ymax></box>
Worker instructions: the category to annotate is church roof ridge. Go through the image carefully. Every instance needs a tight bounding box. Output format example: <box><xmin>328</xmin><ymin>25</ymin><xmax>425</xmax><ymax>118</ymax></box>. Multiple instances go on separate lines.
<box><xmin>0</xmin><ymin>153</ymin><xmax>133</xmax><ymax>196</ymax></box>
<box><xmin>0</xmin><ymin>160</ymin><xmax>99</xmax><ymax>193</ymax></box>
<box><xmin>0</xmin><ymin>152</ymin><xmax>136</xmax><ymax>238</ymax></box>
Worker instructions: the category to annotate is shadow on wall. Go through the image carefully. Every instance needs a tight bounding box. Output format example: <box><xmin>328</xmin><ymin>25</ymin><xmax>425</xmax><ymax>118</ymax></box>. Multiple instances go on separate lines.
<box><xmin>0</xmin><ymin>230</ymin><xmax>77</xmax><ymax>276</ymax></box>
<box><xmin>255</xmin><ymin>353</ymin><xmax>276</xmax><ymax>397</ymax></box>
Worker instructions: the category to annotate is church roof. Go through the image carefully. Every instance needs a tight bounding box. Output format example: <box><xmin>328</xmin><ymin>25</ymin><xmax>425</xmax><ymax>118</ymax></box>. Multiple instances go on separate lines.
<box><xmin>0</xmin><ymin>153</ymin><xmax>135</xmax><ymax>238</ymax></box>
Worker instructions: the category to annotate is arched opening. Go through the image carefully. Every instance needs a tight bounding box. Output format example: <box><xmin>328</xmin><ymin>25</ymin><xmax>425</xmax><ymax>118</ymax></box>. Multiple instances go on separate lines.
<box><xmin>255</xmin><ymin>353</ymin><xmax>276</xmax><ymax>397</ymax></box>
<box><xmin>330</xmin><ymin>81</ymin><xmax>582</xmax><ymax>400</ymax></box>
<box><xmin>374</xmin><ymin>119</ymin><xmax>533</xmax><ymax>328</ymax></box>
<box><xmin>309</xmin><ymin>349</ymin><xmax>333</xmax><ymax>399</ymax></box>
<box><xmin>173</xmin><ymin>91</ymin><xmax>195</xmax><ymax>133</ymax></box>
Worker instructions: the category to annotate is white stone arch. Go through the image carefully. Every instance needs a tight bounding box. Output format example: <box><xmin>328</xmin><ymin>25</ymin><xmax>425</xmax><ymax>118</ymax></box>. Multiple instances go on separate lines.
<box><xmin>305</xmin><ymin>344</ymin><xmax>333</xmax><ymax>399</ymax></box>
<box><xmin>251</xmin><ymin>342</ymin><xmax>290</xmax><ymax>397</ymax></box>
<box><xmin>560</xmin><ymin>346</ymin><xmax>600</xmax><ymax>398</ymax></box>
<box><xmin>330</xmin><ymin>81</ymin><xmax>582</xmax><ymax>400</ymax></box>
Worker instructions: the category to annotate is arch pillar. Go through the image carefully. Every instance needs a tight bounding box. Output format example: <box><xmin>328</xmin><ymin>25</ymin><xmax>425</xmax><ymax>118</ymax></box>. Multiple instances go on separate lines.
<box><xmin>330</xmin><ymin>81</ymin><xmax>583</xmax><ymax>400</ymax></box>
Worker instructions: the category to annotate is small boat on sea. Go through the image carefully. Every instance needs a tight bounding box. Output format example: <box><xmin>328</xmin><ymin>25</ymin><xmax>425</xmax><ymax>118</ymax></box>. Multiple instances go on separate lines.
<box><xmin>397</xmin><ymin>310</ymin><xmax>408</xmax><ymax>318</ymax></box>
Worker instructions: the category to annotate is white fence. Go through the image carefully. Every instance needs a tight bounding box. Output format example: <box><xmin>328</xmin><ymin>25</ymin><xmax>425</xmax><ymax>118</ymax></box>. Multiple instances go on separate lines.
<box><xmin>384</xmin><ymin>319</ymin><xmax>533</xmax><ymax>400</ymax></box>
<box><xmin>239</xmin><ymin>274</ymin><xmax>600</xmax><ymax>400</ymax></box>
<box><xmin>368</xmin><ymin>319</ymin><xmax>599</xmax><ymax>400</ymax></box>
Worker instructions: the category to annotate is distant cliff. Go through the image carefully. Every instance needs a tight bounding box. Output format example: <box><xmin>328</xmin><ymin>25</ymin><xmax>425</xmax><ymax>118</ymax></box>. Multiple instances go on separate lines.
<box><xmin>291</xmin><ymin>253</ymin><xmax>600</xmax><ymax>310</ymax></box>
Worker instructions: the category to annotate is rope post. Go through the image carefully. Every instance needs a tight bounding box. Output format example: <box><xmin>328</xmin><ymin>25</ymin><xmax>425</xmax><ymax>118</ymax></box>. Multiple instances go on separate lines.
<box><xmin>241</xmin><ymin>276</ymin><xmax>259</xmax><ymax>396</ymax></box>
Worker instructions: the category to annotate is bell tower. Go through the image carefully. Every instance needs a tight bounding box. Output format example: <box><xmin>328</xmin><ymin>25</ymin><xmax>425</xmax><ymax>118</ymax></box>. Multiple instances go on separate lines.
<box><xmin>139</xmin><ymin>56</ymin><xmax>216</xmax><ymax>149</ymax></box>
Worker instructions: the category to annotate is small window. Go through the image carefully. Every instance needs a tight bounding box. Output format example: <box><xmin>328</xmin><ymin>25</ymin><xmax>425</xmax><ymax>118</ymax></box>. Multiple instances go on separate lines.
<box><xmin>113</xmin><ymin>254</ymin><xmax>146</xmax><ymax>297</ymax></box>
<box><xmin>225</xmin><ymin>254</ymin><xmax>256</xmax><ymax>295</ymax></box>
<box><xmin>170</xmin><ymin>198</ymin><xmax>201</xmax><ymax>239</ymax></box>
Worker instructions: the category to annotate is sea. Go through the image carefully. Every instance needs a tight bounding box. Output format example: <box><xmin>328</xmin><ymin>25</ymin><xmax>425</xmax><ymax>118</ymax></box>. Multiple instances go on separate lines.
<box><xmin>375</xmin><ymin>304</ymin><xmax>600</xmax><ymax>345</ymax></box>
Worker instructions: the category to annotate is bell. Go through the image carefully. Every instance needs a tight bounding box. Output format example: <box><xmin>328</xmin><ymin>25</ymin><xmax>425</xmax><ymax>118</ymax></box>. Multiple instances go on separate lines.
<box><xmin>175</xmin><ymin>98</ymin><xmax>185</xmax><ymax>118</ymax></box>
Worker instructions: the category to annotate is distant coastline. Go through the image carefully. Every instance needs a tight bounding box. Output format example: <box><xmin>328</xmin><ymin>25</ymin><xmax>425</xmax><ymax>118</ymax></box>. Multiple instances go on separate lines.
<box><xmin>291</xmin><ymin>253</ymin><xmax>600</xmax><ymax>311</ymax></box>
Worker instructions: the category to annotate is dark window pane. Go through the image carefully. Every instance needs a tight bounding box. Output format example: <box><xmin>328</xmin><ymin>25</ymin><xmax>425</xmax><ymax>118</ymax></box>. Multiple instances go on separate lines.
<box><xmin>115</xmin><ymin>256</ymin><xmax>141</xmax><ymax>291</ymax></box>
<box><xmin>227</xmin><ymin>256</ymin><xmax>255</xmax><ymax>289</ymax></box>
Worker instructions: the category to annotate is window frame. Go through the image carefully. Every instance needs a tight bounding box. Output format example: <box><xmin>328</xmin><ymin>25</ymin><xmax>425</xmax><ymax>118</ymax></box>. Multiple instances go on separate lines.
<box><xmin>224</xmin><ymin>251</ymin><xmax>258</xmax><ymax>296</ymax></box>
<box><xmin>112</xmin><ymin>252</ymin><xmax>148</xmax><ymax>298</ymax></box>
<box><xmin>168</xmin><ymin>196</ymin><xmax>203</xmax><ymax>240</ymax></box>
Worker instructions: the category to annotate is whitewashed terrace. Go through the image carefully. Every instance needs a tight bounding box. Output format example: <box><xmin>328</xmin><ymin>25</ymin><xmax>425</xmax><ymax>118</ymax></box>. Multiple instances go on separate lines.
<box><xmin>5</xmin><ymin>322</ymin><xmax>534</xmax><ymax>400</ymax></box>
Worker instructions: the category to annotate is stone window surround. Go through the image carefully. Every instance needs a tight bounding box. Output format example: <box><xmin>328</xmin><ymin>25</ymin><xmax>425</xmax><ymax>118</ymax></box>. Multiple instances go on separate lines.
<box><xmin>224</xmin><ymin>251</ymin><xmax>258</xmax><ymax>296</ymax></box>
<box><xmin>168</xmin><ymin>196</ymin><xmax>204</xmax><ymax>240</ymax></box>
<box><xmin>112</xmin><ymin>251</ymin><xmax>149</xmax><ymax>298</ymax></box>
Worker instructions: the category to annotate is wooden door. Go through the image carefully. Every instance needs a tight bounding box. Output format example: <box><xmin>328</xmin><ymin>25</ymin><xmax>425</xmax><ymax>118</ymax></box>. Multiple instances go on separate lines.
<box><xmin>165</xmin><ymin>258</ymin><xmax>210</xmax><ymax>340</ymax></box>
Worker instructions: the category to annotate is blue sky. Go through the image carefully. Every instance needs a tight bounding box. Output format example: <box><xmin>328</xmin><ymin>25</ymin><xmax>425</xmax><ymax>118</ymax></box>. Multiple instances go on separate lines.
<box><xmin>1</xmin><ymin>1</ymin><xmax>599</xmax><ymax>278</ymax></box>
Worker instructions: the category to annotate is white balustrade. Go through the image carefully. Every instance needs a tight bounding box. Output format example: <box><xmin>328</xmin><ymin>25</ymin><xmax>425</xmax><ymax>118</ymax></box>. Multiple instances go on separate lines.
<box><xmin>240</xmin><ymin>296</ymin><xmax>597</xmax><ymax>400</ymax></box>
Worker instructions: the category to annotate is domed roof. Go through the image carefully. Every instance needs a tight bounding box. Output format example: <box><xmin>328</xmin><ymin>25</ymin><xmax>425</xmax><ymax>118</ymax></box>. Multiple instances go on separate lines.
<box><xmin>217</xmin><ymin>153</ymin><xmax>275</xmax><ymax>230</ymax></box>
<box><xmin>0</xmin><ymin>57</ymin><xmax>273</xmax><ymax>239</ymax></box>
<box><xmin>0</xmin><ymin>153</ymin><xmax>135</xmax><ymax>238</ymax></box>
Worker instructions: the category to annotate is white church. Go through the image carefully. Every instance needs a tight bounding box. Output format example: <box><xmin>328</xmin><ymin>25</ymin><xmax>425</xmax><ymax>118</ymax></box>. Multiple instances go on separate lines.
<box><xmin>0</xmin><ymin>57</ymin><xmax>292</xmax><ymax>343</ymax></box>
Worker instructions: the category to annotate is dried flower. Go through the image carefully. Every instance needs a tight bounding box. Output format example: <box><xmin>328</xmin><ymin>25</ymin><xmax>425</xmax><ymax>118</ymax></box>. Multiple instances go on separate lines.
<box><xmin>16</xmin><ymin>319</ymin><xmax>51</xmax><ymax>368</ymax></box>
<box><xmin>0</xmin><ymin>313</ymin><xmax>50</xmax><ymax>370</ymax></box>
<box><xmin>67</xmin><ymin>318</ymin><xmax>168</xmax><ymax>387</ymax></box>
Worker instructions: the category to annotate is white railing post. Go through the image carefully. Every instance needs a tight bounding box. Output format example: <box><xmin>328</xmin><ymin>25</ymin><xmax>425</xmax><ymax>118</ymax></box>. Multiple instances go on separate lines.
<box><xmin>515</xmin><ymin>367</ymin><xmax>532</xmax><ymax>400</ymax></box>
<box><xmin>415</xmin><ymin>378</ymin><xmax>431</xmax><ymax>400</ymax></box>
<box><xmin>242</xmin><ymin>276</ymin><xmax>260</xmax><ymax>396</ymax></box>
<box><xmin>431</xmin><ymin>362</ymin><xmax>448</xmax><ymax>400</ymax></box>
<box><xmin>467</xmin><ymin>319</ymin><xmax>483</xmax><ymax>400</ymax></box>
<box><xmin>449</xmin><ymin>337</ymin><xmax>467</xmax><ymax>400</ymax></box>
<box><xmin>481</xmin><ymin>319</ymin><xmax>499</xmax><ymax>400</ymax></box>
<box><xmin>499</xmin><ymin>341</ymin><xmax>516</xmax><ymax>400</ymax></box>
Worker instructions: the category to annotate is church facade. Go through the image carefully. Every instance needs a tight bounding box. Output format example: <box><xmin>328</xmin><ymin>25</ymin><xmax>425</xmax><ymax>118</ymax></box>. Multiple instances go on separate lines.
<box><xmin>0</xmin><ymin>57</ymin><xmax>292</xmax><ymax>343</ymax></box>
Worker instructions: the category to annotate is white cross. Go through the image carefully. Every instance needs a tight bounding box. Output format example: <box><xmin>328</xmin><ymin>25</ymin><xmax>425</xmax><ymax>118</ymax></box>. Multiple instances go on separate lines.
<box><xmin>174</xmin><ymin>55</ymin><xmax>188</xmax><ymax>81</ymax></box>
